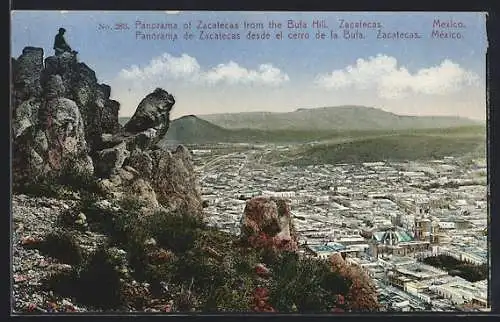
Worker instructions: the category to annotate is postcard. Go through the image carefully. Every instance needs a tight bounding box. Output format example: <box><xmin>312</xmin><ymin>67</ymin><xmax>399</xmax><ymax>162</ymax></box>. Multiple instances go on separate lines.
<box><xmin>10</xmin><ymin>10</ymin><xmax>489</xmax><ymax>313</ymax></box>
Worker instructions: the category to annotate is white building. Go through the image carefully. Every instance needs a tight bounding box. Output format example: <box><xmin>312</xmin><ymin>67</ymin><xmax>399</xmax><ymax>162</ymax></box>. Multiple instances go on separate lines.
<box><xmin>429</xmin><ymin>277</ymin><xmax>488</xmax><ymax>307</ymax></box>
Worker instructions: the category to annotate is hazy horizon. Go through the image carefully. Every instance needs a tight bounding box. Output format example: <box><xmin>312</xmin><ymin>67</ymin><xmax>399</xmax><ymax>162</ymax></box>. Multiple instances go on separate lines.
<box><xmin>120</xmin><ymin>105</ymin><xmax>486</xmax><ymax>123</ymax></box>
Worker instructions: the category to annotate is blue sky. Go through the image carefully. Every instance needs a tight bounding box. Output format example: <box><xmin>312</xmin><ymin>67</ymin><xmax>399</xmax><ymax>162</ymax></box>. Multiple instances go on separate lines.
<box><xmin>11</xmin><ymin>11</ymin><xmax>487</xmax><ymax>120</ymax></box>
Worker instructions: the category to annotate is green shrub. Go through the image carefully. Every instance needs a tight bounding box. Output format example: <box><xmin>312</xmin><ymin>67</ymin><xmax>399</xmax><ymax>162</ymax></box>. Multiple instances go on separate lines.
<box><xmin>43</xmin><ymin>269</ymin><xmax>79</xmax><ymax>299</ymax></box>
<box><xmin>146</xmin><ymin>210</ymin><xmax>204</xmax><ymax>254</ymax></box>
<box><xmin>39</xmin><ymin>230</ymin><xmax>83</xmax><ymax>266</ymax></box>
<box><xmin>201</xmin><ymin>278</ymin><xmax>255</xmax><ymax>312</ymax></box>
<box><xmin>75</xmin><ymin>247</ymin><xmax>126</xmax><ymax>310</ymax></box>
<box><xmin>13</xmin><ymin>164</ymin><xmax>105</xmax><ymax>199</ymax></box>
<box><xmin>268</xmin><ymin>252</ymin><xmax>351</xmax><ymax>312</ymax></box>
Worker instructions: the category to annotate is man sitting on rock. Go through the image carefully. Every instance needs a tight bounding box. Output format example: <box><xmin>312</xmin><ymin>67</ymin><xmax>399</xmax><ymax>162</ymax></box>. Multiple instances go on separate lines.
<box><xmin>53</xmin><ymin>28</ymin><xmax>78</xmax><ymax>56</ymax></box>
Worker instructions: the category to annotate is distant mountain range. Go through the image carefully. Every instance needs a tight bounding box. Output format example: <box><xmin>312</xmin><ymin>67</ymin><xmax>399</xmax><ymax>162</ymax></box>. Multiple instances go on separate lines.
<box><xmin>197</xmin><ymin>105</ymin><xmax>480</xmax><ymax>131</ymax></box>
<box><xmin>118</xmin><ymin>106</ymin><xmax>484</xmax><ymax>144</ymax></box>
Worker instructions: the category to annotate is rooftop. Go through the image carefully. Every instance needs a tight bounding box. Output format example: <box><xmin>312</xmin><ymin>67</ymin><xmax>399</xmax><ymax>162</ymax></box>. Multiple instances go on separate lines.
<box><xmin>308</xmin><ymin>243</ymin><xmax>346</xmax><ymax>253</ymax></box>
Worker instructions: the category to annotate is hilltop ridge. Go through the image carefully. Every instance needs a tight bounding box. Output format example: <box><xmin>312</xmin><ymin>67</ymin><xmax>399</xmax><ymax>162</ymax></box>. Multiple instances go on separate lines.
<box><xmin>197</xmin><ymin>105</ymin><xmax>480</xmax><ymax>131</ymax></box>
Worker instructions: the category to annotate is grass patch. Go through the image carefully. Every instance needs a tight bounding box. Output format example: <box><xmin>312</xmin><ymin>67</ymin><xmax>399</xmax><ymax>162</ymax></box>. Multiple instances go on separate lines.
<box><xmin>285</xmin><ymin>133</ymin><xmax>485</xmax><ymax>166</ymax></box>
<box><xmin>43</xmin><ymin>246</ymin><xmax>126</xmax><ymax>311</ymax></box>
<box><xmin>268</xmin><ymin>252</ymin><xmax>351</xmax><ymax>312</ymax></box>
<box><xmin>13</xmin><ymin>164</ymin><xmax>107</xmax><ymax>200</ymax></box>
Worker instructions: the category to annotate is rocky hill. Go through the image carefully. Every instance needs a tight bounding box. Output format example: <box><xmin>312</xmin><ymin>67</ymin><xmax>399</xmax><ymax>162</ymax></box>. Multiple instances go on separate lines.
<box><xmin>11</xmin><ymin>47</ymin><xmax>379</xmax><ymax>313</ymax></box>
<box><xmin>164</xmin><ymin>115</ymin><xmax>235</xmax><ymax>143</ymax></box>
<box><xmin>163</xmin><ymin>115</ymin><xmax>300</xmax><ymax>144</ymax></box>
<box><xmin>199</xmin><ymin>106</ymin><xmax>480</xmax><ymax>131</ymax></box>
<box><xmin>11</xmin><ymin>47</ymin><xmax>201</xmax><ymax>216</ymax></box>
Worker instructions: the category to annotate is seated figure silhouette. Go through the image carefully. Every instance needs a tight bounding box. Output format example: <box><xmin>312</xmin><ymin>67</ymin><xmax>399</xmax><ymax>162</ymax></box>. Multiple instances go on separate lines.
<box><xmin>53</xmin><ymin>27</ymin><xmax>78</xmax><ymax>56</ymax></box>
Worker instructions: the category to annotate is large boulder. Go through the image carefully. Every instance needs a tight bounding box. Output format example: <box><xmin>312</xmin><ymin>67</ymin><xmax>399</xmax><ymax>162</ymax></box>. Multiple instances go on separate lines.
<box><xmin>44</xmin><ymin>75</ymin><xmax>66</xmax><ymax>99</ymax></box>
<box><xmin>12</xmin><ymin>98</ymin><xmax>41</xmax><ymax>139</ymax></box>
<box><xmin>12</xmin><ymin>96</ymin><xmax>94</xmax><ymax>184</ymax></box>
<box><xmin>89</xmin><ymin>86</ymin><xmax>202</xmax><ymax>216</ymax></box>
<box><xmin>98</xmin><ymin>167</ymin><xmax>160</xmax><ymax>211</ymax></box>
<box><xmin>149</xmin><ymin>145</ymin><xmax>202</xmax><ymax>215</ymax></box>
<box><xmin>96</xmin><ymin>128</ymin><xmax>158</xmax><ymax>153</ymax></box>
<box><xmin>97</xmin><ymin>83</ymin><xmax>121</xmax><ymax>135</ymax></box>
<box><xmin>240</xmin><ymin>197</ymin><xmax>298</xmax><ymax>252</ymax></box>
<box><xmin>42</xmin><ymin>52</ymin><xmax>79</xmax><ymax>98</ymax></box>
<box><xmin>124</xmin><ymin>88</ymin><xmax>175</xmax><ymax>136</ymax></box>
<box><xmin>12</xmin><ymin>47</ymin><xmax>125</xmax><ymax>185</ymax></box>
<box><xmin>11</xmin><ymin>49</ymin><xmax>99</xmax><ymax>183</ymax></box>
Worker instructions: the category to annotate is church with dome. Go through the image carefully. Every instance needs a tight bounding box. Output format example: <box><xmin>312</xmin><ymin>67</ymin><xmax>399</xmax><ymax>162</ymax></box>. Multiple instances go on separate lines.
<box><xmin>369</xmin><ymin>226</ymin><xmax>431</xmax><ymax>258</ymax></box>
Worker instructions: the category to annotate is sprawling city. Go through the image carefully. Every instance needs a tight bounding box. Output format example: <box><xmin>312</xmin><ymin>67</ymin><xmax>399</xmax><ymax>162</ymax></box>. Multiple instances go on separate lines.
<box><xmin>189</xmin><ymin>143</ymin><xmax>489</xmax><ymax>312</ymax></box>
<box><xmin>11</xmin><ymin>10</ymin><xmax>489</xmax><ymax>314</ymax></box>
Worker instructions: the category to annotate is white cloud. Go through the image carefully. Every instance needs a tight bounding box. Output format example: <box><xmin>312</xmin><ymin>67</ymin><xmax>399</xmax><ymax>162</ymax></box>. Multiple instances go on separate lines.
<box><xmin>119</xmin><ymin>53</ymin><xmax>201</xmax><ymax>81</ymax></box>
<box><xmin>204</xmin><ymin>61</ymin><xmax>290</xmax><ymax>85</ymax></box>
<box><xmin>118</xmin><ymin>52</ymin><xmax>289</xmax><ymax>87</ymax></box>
<box><xmin>315</xmin><ymin>54</ymin><xmax>480</xmax><ymax>99</ymax></box>
<box><xmin>60</xmin><ymin>10</ymin><xmax>69</xmax><ymax>14</ymax></box>
<box><xmin>165</xmin><ymin>11</ymin><xmax>181</xmax><ymax>14</ymax></box>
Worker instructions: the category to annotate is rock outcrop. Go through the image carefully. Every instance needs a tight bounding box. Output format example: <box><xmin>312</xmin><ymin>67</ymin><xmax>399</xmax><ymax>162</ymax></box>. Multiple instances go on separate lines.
<box><xmin>12</xmin><ymin>48</ymin><xmax>119</xmax><ymax>183</ymax></box>
<box><xmin>124</xmin><ymin>88</ymin><xmax>175</xmax><ymax>136</ymax></box>
<box><xmin>11</xmin><ymin>47</ymin><xmax>203</xmax><ymax>217</ymax></box>
<box><xmin>93</xmin><ymin>88</ymin><xmax>202</xmax><ymax>215</ymax></box>
<box><xmin>240</xmin><ymin>197</ymin><xmax>298</xmax><ymax>252</ymax></box>
<box><xmin>41</xmin><ymin>51</ymin><xmax>122</xmax><ymax>152</ymax></box>
<box><xmin>12</xmin><ymin>49</ymin><xmax>95</xmax><ymax>184</ymax></box>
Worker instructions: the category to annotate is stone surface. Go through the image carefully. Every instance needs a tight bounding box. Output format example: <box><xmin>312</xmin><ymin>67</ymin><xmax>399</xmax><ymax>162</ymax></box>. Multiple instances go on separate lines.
<box><xmin>41</xmin><ymin>52</ymin><xmax>121</xmax><ymax>153</ymax></box>
<box><xmin>11</xmin><ymin>195</ymin><xmax>105</xmax><ymax>313</ymax></box>
<box><xmin>240</xmin><ymin>197</ymin><xmax>298</xmax><ymax>252</ymax></box>
<box><xmin>124</xmin><ymin>88</ymin><xmax>175</xmax><ymax>135</ymax></box>
<box><xmin>149</xmin><ymin>146</ymin><xmax>202</xmax><ymax>215</ymax></box>
<box><xmin>12</xmin><ymin>98</ymin><xmax>41</xmax><ymax>139</ymax></box>
<box><xmin>13</xmin><ymin>47</ymin><xmax>44</xmax><ymax>100</ymax></box>
<box><xmin>42</xmin><ymin>97</ymin><xmax>93</xmax><ymax>174</ymax></box>
<box><xmin>44</xmin><ymin>75</ymin><xmax>66</xmax><ymax>99</ymax></box>
<box><xmin>329</xmin><ymin>253</ymin><xmax>380</xmax><ymax>311</ymax></box>
<box><xmin>94</xmin><ymin>142</ymin><xmax>130</xmax><ymax>178</ymax></box>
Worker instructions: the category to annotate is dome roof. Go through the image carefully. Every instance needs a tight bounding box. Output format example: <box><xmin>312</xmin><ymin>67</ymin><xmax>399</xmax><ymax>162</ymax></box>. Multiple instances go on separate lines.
<box><xmin>372</xmin><ymin>227</ymin><xmax>413</xmax><ymax>245</ymax></box>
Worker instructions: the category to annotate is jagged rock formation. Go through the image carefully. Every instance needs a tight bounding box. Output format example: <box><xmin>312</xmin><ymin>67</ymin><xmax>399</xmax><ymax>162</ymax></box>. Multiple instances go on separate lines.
<box><xmin>11</xmin><ymin>47</ymin><xmax>202</xmax><ymax>216</ymax></box>
<box><xmin>12</xmin><ymin>49</ymin><xmax>95</xmax><ymax>184</ymax></box>
<box><xmin>95</xmin><ymin>88</ymin><xmax>202</xmax><ymax>215</ymax></box>
<box><xmin>42</xmin><ymin>51</ymin><xmax>121</xmax><ymax>152</ymax></box>
<box><xmin>12</xmin><ymin>47</ymin><xmax>44</xmax><ymax>100</ymax></box>
<box><xmin>11</xmin><ymin>48</ymin><xmax>120</xmax><ymax>183</ymax></box>
<box><xmin>240</xmin><ymin>197</ymin><xmax>298</xmax><ymax>252</ymax></box>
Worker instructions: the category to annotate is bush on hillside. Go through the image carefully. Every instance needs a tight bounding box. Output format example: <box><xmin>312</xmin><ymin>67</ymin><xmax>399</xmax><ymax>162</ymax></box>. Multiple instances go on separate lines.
<box><xmin>38</xmin><ymin>230</ymin><xmax>83</xmax><ymax>266</ymax></box>
<box><xmin>43</xmin><ymin>195</ymin><xmax>380</xmax><ymax>312</ymax></box>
